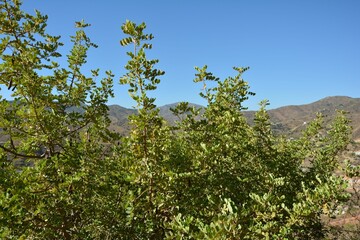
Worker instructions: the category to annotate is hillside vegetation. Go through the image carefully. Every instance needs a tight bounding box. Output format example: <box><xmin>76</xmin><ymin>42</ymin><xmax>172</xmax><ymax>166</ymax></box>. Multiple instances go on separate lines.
<box><xmin>1</xmin><ymin>1</ymin><xmax>359</xmax><ymax>239</ymax></box>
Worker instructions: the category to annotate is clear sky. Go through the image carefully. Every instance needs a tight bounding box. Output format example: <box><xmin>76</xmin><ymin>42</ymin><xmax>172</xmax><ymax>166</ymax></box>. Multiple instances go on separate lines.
<box><xmin>20</xmin><ymin>0</ymin><xmax>360</xmax><ymax>110</ymax></box>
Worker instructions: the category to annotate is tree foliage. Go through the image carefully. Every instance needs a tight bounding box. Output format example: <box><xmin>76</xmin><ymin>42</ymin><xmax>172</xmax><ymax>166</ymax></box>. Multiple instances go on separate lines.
<box><xmin>0</xmin><ymin>0</ymin><xmax>353</xmax><ymax>239</ymax></box>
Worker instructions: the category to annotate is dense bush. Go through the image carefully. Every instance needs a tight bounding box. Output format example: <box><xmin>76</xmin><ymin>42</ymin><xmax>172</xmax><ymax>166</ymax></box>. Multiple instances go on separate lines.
<box><xmin>0</xmin><ymin>0</ymin><xmax>353</xmax><ymax>239</ymax></box>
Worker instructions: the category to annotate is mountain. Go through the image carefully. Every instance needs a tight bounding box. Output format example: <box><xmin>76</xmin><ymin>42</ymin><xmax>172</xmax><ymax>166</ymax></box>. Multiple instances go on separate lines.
<box><xmin>108</xmin><ymin>96</ymin><xmax>360</xmax><ymax>140</ymax></box>
<box><xmin>107</xmin><ymin>105</ymin><xmax>136</xmax><ymax>134</ymax></box>
<box><xmin>158</xmin><ymin>103</ymin><xmax>204</xmax><ymax>123</ymax></box>
<box><xmin>107</xmin><ymin>102</ymin><xmax>204</xmax><ymax>134</ymax></box>
<box><xmin>251</xmin><ymin>96</ymin><xmax>360</xmax><ymax>140</ymax></box>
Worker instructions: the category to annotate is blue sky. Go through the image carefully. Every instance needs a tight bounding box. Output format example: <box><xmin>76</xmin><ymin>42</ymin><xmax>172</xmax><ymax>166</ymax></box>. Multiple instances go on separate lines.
<box><xmin>20</xmin><ymin>0</ymin><xmax>360</xmax><ymax>110</ymax></box>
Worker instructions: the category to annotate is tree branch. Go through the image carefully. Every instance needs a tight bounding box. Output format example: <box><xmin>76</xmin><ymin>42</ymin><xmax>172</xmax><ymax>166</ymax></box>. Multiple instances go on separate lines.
<box><xmin>0</xmin><ymin>143</ymin><xmax>45</xmax><ymax>159</ymax></box>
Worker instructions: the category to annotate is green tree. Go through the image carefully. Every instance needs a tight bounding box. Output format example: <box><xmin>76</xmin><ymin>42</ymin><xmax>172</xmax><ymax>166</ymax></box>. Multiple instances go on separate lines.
<box><xmin>0</xmin><ymin>1</ymin><xmax>353</xmax><ymax>239</ymax></box>
<box><xmin>0</xmin><ymin>0</ymin><xmax>121</xmax><ymax>238</ymax></box>
<box><xmin>164</xmin><ymin>67</ymin><xmax>351</xmax><ymax>239</ymax></box>
<box><xmin>119</xmin><ymin>20</ymin><xmax>177</xmax><ymax>238</ymax></box>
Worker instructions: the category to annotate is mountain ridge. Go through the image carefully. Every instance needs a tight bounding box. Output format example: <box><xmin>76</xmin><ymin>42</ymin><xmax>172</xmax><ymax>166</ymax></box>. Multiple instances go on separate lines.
<box><xmin>108</xmin><ymin>96</ymin><xmax>360</xmax><ymax>140</ymax></box>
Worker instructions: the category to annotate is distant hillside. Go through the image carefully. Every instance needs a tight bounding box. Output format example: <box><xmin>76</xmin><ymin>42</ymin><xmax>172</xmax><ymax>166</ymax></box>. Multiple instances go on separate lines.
<box><xmin>244</xmin><ymin>96</ymin><xmax>360</xmax><ymax>140</ymax></box>
<box><xmin>107</xmin><ymin>102</ymin><xmax>204</xmax><ymax>134</ymax></box>
<box><xmin>109</xmin><ymin>96</ymin><xmax>360</xmax><ymax>139</ymax></box>
<box><xmin>107</xmin><ymin>105</ymin><xmax>136</xmax><ymax>134</ymax></box>
<box><xmin>158</xmin><ymin>103</ymin><xmax>204</xmax><ymax>123</ymax></box>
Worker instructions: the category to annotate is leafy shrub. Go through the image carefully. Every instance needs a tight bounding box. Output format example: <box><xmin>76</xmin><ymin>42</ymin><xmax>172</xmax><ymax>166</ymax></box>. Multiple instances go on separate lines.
<box><xmin>0</xmin><ymin>1</ymin><xmax>352</xmax><ymax>239</ymax></box>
